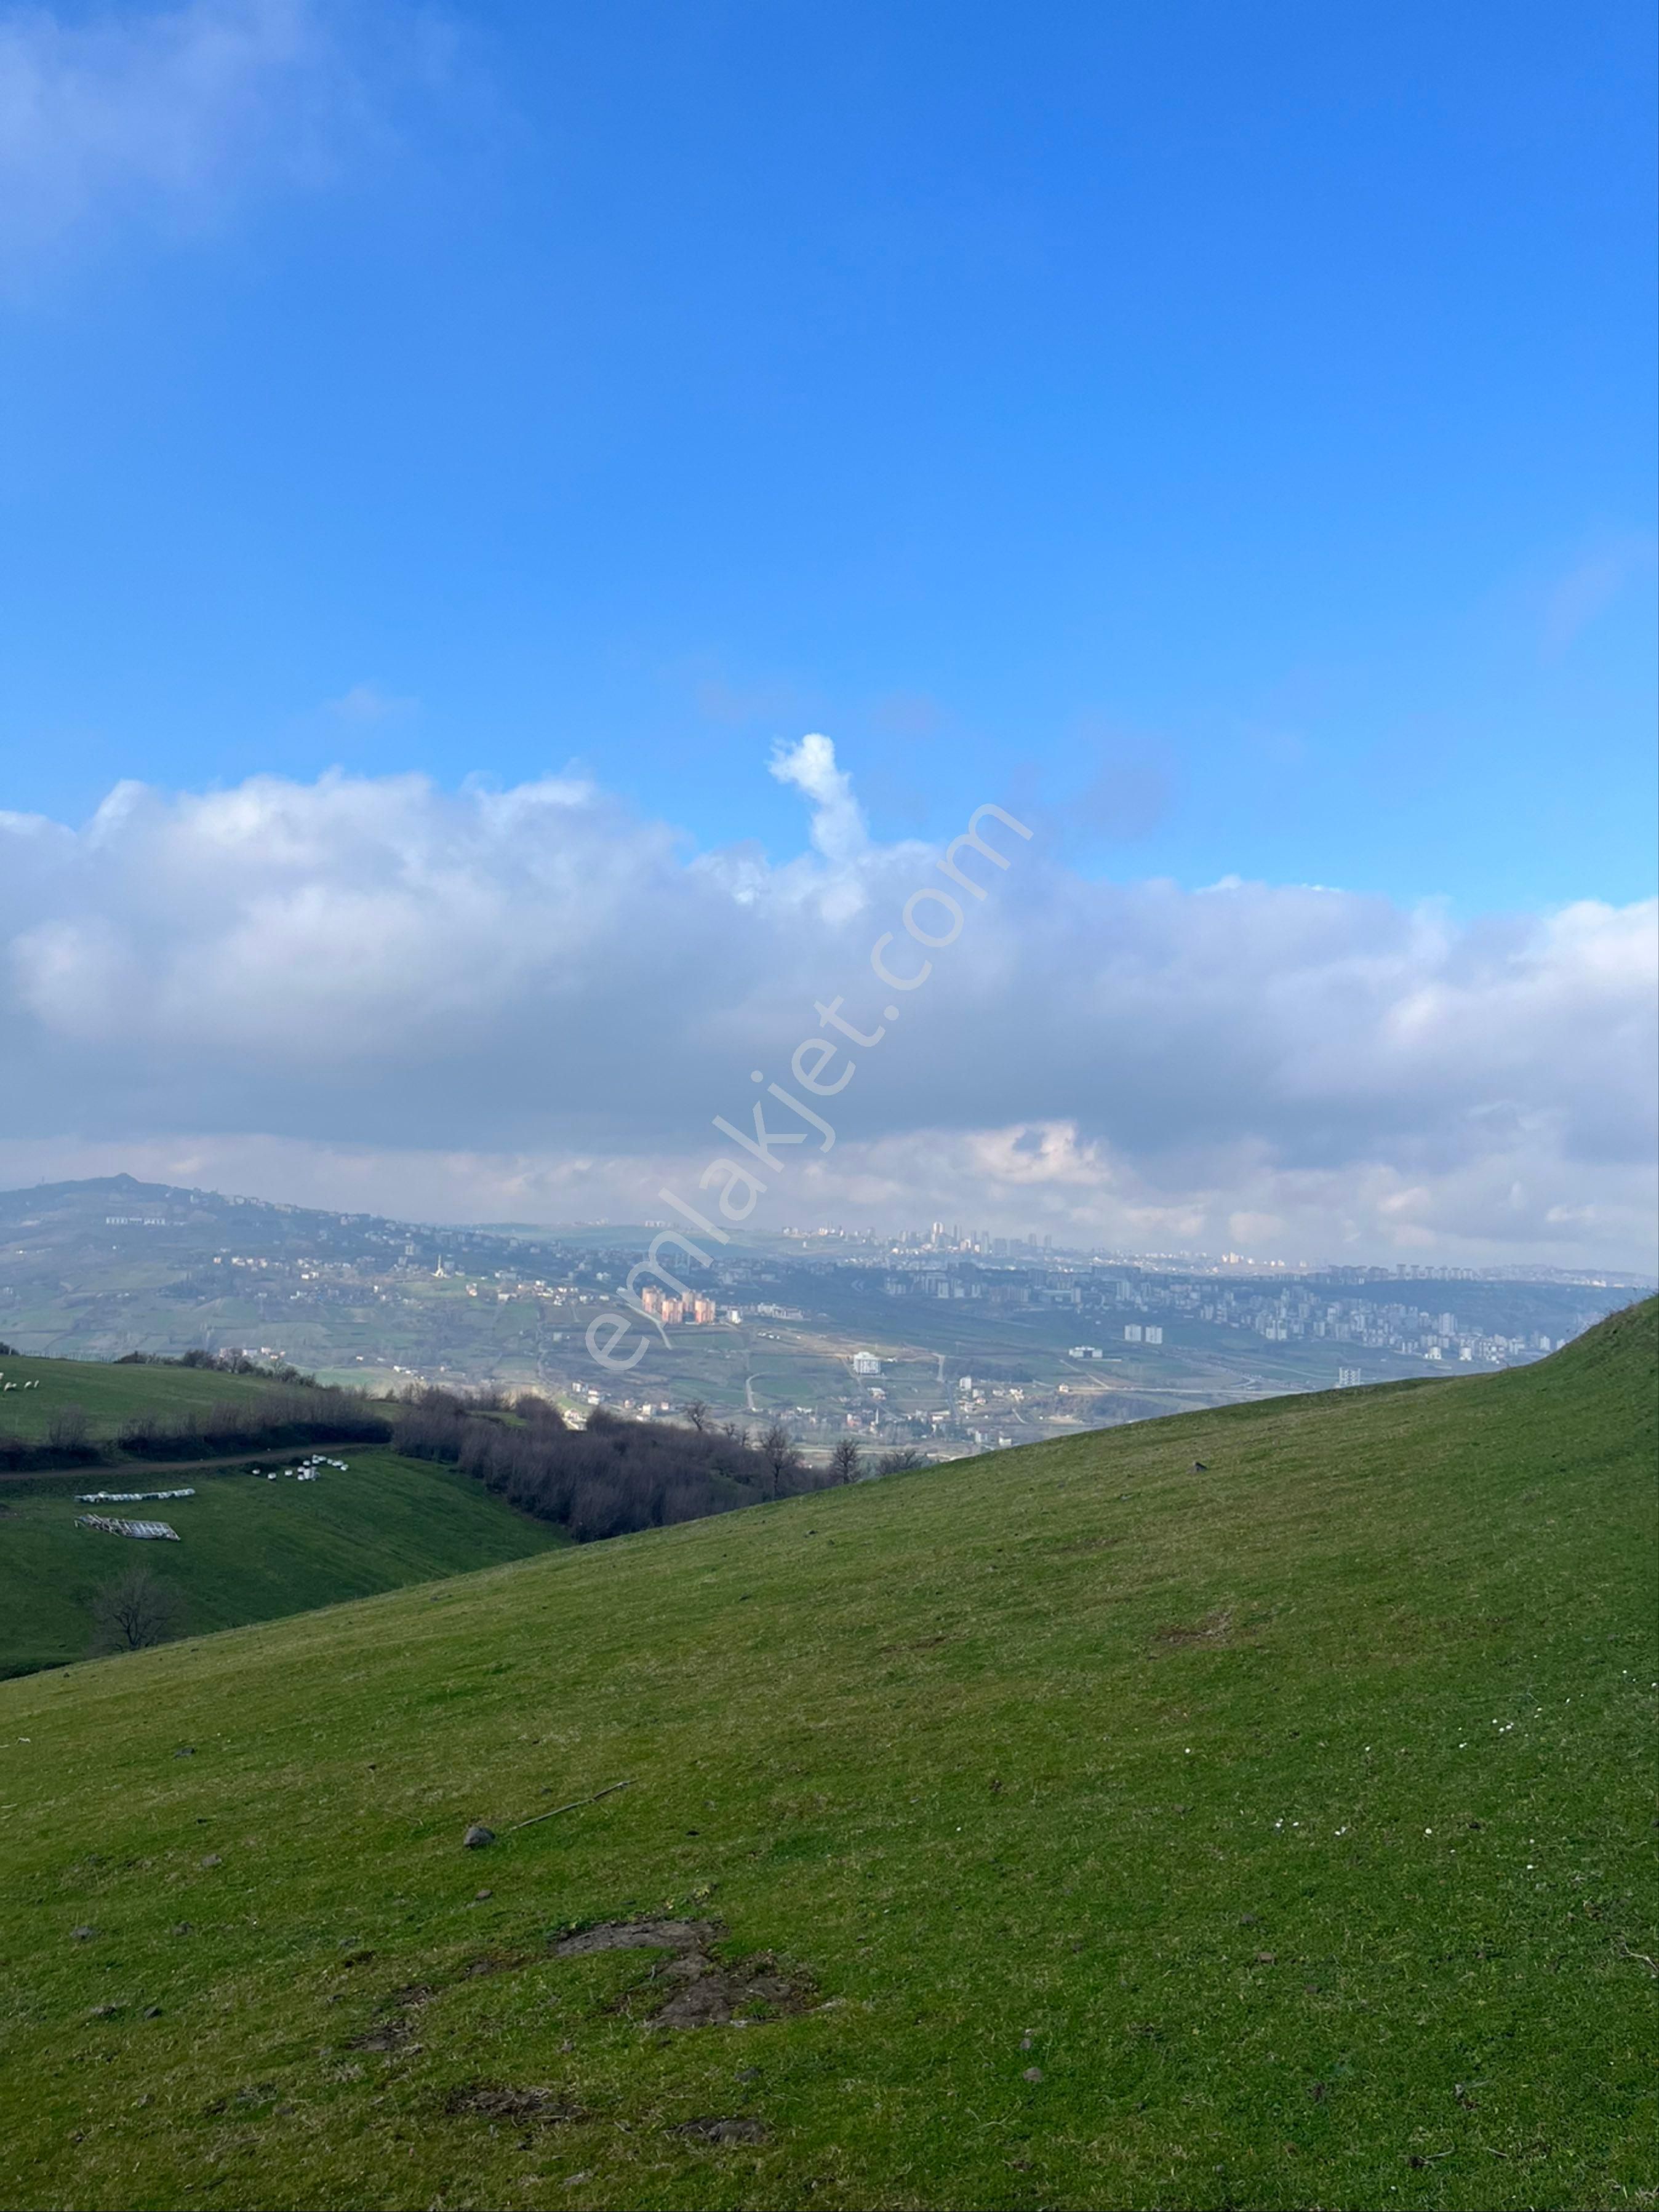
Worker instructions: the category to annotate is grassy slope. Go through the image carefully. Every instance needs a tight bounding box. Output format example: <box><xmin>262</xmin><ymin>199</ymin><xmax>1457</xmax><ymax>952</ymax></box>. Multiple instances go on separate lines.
<box><xmin>0</xmin><ymin>1302</ymin><xmax>1652</xmax><ymax>2212</ymax></box>
<box><xmin>0</xmin><ymin>1449</ymin><xmax>569</xmax><ymax>1679</ymax></box>
<box><xmin>0</xmin><ymin>1353</ymin><xmax>290</xmax><ymax>1444</ymax></box>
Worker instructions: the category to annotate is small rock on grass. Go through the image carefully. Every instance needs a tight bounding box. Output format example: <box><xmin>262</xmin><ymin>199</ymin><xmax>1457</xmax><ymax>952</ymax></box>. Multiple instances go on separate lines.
<box><xmin>463</xmin><ymin>1824</ymin><xmax>495</xmax><ymax>1850</ymax></box>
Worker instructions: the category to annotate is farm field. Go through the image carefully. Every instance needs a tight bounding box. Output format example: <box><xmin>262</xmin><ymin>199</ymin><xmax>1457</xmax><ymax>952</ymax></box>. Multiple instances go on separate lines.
<box><xmin>0</xmin><ymin>1448</ymin><xmax>567</xmax><ymax>1679</ymax></box>
<box><xmin>0</xmin><ymin>1300</ymin><xmax>1652</xmax><ymax>2210</ymax></box>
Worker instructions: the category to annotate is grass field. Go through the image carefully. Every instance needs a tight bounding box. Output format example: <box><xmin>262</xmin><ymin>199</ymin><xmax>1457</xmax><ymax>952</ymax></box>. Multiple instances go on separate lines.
<box><xmin>0</xmin><ymin>1351</ymin><xmax>314</xmax><ymax>1445</ymax></box>
<box><xmin>0</xmin><ymin>1301</ymin><xmax>1652</xmax><ymax>2211</ymax></box>
<box><xmin>0</xmin><ymin>1448</ymin><xmax>568</xmax><ymax>1679</ymax></box>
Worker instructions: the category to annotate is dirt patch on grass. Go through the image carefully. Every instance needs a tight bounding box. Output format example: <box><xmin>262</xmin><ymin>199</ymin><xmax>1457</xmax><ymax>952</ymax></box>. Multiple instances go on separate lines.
<box><xmin>1153</xmin><ymin>1608</ymin><xmax>1233</xmax><ymax>1648</ymax></box>
<box><xmin>555</xmin><ymin>1917</ymin><xmax>811</xmax><ymax>2028</ymax></box>
<box><xmin>443</xmin><ymin>2082</ymin><xmax>583</xmax><ymax>2124</ymax></box>
<box><xmin>554</xmin><ymin>1918</ymin><xmax>718</xmax><ymax>1957</ymax></box>
<box><xmin>346</xmin><ymin>2021</ymin><xmax>418</xmax><ymax>2053</ymax></box>
<box><xmin>647</xmin><ymin>1951</ymin><xmax>806</xmax><ymax>2029</ymax></box>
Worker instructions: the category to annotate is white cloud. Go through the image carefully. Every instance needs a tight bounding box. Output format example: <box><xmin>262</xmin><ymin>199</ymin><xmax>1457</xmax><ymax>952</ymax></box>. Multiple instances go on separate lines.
<box><xmin>769</xmin><ymin>732</ymin><xmax>869</xmax><ymax>866</ymax></box>
<box><xmin>0</xmin><ymin>0</ymin><xmax>457</xmax><ymax>268</ymax></box>
<box><xmin>1</xmin><ymin>745</ymin><xmax>1653</xmax><ymax>1269</ymax></box>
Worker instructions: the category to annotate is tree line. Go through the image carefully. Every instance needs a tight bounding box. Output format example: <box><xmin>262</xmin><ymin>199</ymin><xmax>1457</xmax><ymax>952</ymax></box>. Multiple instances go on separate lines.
<box><xmin>392</xmin><ymin>1389</ymin><xmax>850</xmax><ymax>1543</ymax></box>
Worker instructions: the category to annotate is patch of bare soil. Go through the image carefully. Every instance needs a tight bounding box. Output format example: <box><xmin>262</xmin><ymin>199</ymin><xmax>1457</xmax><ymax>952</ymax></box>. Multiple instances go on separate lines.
<box><xmin>1153</xmin><ymin>1608</ymin><xmax>1234</xmax><ymax>1648</ymax></box>
<box><xmin>554</xmin><ymin>1919</ymin><xmax>718</xmax><ymax>1958</ymax></box>
<box><xmin>444</xmin><ymin>2083</ymin><xmax>583</xmax><ymax>2123</ymax></box>
<box><xmin>554</xmin><ymin>1918</ymin><xmax>810</xmax><ymax>2028</ymax></box>
<box><xmin>346</xmin><ymin>2021</ymin><xmax>419</xmax><ymax>2053</ymax></box>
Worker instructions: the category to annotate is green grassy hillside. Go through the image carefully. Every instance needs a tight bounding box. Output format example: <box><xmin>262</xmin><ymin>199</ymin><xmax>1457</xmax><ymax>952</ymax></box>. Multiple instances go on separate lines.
<box><xmin>0</xmin><ymin>1448</ymin><xmax>569</xmax><ymax>1679</ymax></box>
<box><xmin>0</xmin><ymin>1350</ymin><xmax>295</xmax><ymax>1444</ymax></box>
<box><xmin>0</xmin><ymin>1301</ymin><xmax>1653</xmax><ymax>2212</ymax></box>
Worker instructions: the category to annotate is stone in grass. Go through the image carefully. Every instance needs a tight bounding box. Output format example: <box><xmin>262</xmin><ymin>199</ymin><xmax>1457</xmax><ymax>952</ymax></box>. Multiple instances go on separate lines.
<box><xmin>1022</xmin><ymin>2066</ymin><xmax>1044</xmax><ymax>2083</ymax></box>
<box><xmin>463</xmin><ymin>1824</ymin><xmax>495</xmax><ymax>1850</ymax></box>
<box><xmin>71</xmin><ymin>1927</ymin><xmax>98</xmax><ymax>1942</ymax></box>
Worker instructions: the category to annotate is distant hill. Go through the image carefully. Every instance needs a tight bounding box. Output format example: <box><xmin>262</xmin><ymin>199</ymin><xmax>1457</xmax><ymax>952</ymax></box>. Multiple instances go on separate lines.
<box><xmin>0</xmin><ymin>1172</ymin><xmax>599</xmax><ymax>1384</ymax></box>
<box><xmin>1</xmin><ymin>1299</ymin><xmax>1651</xmax><ymax>2209</ymax></box>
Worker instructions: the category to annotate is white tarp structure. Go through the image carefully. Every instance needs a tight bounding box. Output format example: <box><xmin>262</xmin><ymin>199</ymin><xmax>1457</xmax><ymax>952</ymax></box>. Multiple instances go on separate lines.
<box><xmin>76</xmin><ymin>1515</ymin><xmax>180</xmax><ymax>1541</ymax></box>
<box><xmin>76</xmin><ymin>1488</ymin><xmax>195</xmax><ymax>1504</ymax></box>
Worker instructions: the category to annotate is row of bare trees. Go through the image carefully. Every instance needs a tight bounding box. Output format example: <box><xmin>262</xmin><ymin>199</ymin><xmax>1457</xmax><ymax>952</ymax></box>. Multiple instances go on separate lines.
<box><xmin>679</xmin><ymin>1400</ymin><xmax>928</xmax><ymax>1487</ymax></box>
<box><xmin>394</xmin><ymin>1389</ymin><xmax>854</xmax><ymax>1541</ymax></box>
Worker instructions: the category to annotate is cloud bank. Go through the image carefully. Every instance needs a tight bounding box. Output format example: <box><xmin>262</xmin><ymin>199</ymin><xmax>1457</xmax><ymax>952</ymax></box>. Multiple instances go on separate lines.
<box><xmin>0</xmin><ymin>743</ymin><xmax>1653</xmax><ymax>1268</ymax></box>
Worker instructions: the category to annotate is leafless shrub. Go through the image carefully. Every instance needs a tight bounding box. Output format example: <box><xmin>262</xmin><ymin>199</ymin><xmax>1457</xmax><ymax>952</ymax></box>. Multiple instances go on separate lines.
<box><xmin>90</xmin><ymin>1564</ymin><xmax>186</xmax><ymax>1655</ymax></box>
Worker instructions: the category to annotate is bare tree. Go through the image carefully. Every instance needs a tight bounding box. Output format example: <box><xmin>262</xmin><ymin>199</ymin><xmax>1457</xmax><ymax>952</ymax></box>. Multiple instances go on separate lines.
<box><xmin>90</xmin><ymin>1565</ymin><xmax>185</xmax><ymax>1655</ymax></box>
<box><xmin>681</xmin><ymin>1399</ymin><xmax>713</xmax><ymax>1434</ymax></box>
<box><xmin>829</xmin><ymin>1438</ymin><xmax>862</xmax><ymax>1484</ymax></box>
<box><xmin>758</xmin><ymin>1421</ymin><xmax>799</xmax><ymax>1499</ymax></box>
<box><xmin>877</xmin><ymin>1447</ymin><xmax>927</xmax><ymax>1475</ymax></box>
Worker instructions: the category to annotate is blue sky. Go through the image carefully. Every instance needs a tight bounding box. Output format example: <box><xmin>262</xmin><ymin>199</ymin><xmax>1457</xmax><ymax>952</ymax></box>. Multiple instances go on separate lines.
<box><xmin>2</xmin><ymin>0</ymin><xmax>1653</xmax><ymax>912</ymax></box>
